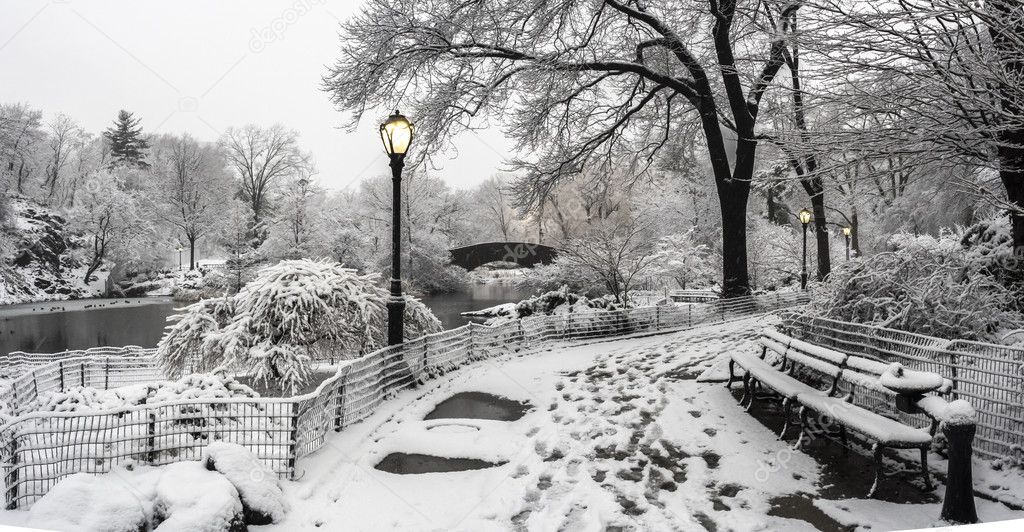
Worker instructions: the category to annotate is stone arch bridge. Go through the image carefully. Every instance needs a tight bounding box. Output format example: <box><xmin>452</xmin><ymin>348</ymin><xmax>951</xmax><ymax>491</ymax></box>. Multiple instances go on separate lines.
<box><xmin>449</xmin><ymin>242</ymin><xmax>559</xmax><ymax>270</ymax></box>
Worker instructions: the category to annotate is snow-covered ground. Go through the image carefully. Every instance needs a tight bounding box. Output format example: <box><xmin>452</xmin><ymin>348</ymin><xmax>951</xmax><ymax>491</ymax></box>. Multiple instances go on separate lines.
<box><xmin>244</xmin><ymin>316</ymin><xmax>1024</xmax><ymax>532</ymax></box>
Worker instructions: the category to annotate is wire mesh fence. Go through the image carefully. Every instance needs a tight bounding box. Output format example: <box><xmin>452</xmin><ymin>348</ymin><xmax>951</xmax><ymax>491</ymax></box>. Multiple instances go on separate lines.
<box><xmin>0</xmin><ymin>291</ymin><xmax>809</xmax><ymax>509</ymax></box>
<box><xmin>778</xmin><ymin>311</ymin><xmax>1024</xmax><ymax>463</ymax></box>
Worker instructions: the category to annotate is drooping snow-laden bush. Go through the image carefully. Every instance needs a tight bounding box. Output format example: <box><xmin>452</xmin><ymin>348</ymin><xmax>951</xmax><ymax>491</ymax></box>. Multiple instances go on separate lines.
<box><xmin>807</xmin><ymin>225</ymin><xmax>1024</xmax><ymax>341</ymax></box>
<box><xmin>157</xmin><ymin>259</ymin><xmax>443</xmax><ymax>394</ymax></box>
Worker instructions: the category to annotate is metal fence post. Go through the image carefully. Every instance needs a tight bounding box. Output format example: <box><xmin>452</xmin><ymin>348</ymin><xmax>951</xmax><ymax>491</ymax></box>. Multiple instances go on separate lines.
<box><xmin>334</xmin><ymin>381</ymin><xmax>346</xmax><ymax>432</ymax></box>
<box><xmin>58</xmin><ymin>361</ymin><xmax>64</xmax><ymax>393</ymax></box>
<box><xmin>104</xmin><ymin>358</ymin><xmax>110</xmax><ymax>389</ymax></box>
<box><xmin>288</xmin><ymin>402</ymin><xmax>300</xmax><ymax>479</ymax></box>
<box><xmin>80</xmin><ymin>362</ymin><xmax>85</xmax><ymax>388</ymax></box>
<box><xmin>655</xmin><ymin>306</ymin><xmax>661</xmax><ymax>331</ymax></box>
<box><xmin>147</xmin><ymin>411</ymin><xmax>157</xmax><ymax>463</ymax></box>
<box><xmin>5</xmin><ymin>430</ymin><xmax>19</xmax><ymax>510</ymax></box>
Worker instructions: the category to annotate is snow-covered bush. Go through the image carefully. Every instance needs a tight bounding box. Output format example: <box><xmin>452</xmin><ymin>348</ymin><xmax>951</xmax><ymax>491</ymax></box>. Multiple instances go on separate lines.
<box><xmin>650</xmin><ymin>229</ymin><xmax>716</xmax><ymax>289</ymax></box>
<box><xmin>18</xmin><ymin>372</ymin><xmax>257</xmax><ymax>417</ymax></box>
<box><xmin>158</xmin><ymin>259</ymin><xmax>443</xmax><ymax>394</ymax></box>
<box><xmin>807</xmin><ymin>225</ymin><xmax>1024</xmax><ymax>341</ymax></box>
<box><xmin>517</xmin><ymin>257</ymin><xmax>605</xmax><ymax>296</ymax></box>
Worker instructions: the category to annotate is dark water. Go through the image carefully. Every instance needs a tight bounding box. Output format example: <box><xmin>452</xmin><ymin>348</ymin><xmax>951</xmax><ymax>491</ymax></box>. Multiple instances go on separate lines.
<box><xmin>424</xmin><ymin>392</ymin><xmax>532</xmax><ymax>421</ymax></box>
<box><xmin>419</xmin><ymin>282</ymin><xmax>535</xmax><ymax>329</ymax></box>
<box><xmin>374</xmin><ymin>452</ymin><xmax>506</xmax><ymax>474</ymax></box>
<box><xmin>0</xmin><ymin>298</ymin><xmax>177</xmax><ymax>355</ymax></box>
<box><xmin>0</xmin><ymin>283</ymin><xmax>533</xmax><ymax>356</ymax></box>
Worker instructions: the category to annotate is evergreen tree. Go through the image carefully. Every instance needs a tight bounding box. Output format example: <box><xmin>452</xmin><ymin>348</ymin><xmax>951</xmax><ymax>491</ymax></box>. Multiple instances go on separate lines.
<box><xmin>103</xmin><ymin>110</ymin><xmax>150</xmax><ymax>169</ymax></box>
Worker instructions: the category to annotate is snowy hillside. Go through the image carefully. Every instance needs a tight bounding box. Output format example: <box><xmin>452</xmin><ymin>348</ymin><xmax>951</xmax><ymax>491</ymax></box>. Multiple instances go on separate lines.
<box><xmin>0</xmin><ymin>195</ymin><xmax>109</xmax><ymax>305</ymax></box>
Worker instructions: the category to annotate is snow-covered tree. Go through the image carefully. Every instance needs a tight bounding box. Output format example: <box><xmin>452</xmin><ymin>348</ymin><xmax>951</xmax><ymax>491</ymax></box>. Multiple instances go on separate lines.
<box><xmin>151</xmin><ymin>134</ymin><xmax>232</xmax><ymax>269</ymax></box>
<box><xmin>221</xmin><ymin>124</ymin><xmax>310</xmax><ymax>227</ymax></box>
<box><xmin>651</xmin><ymin>229</ymin><xmax>715</xmax><ymax>290</ymax></box>
<box><xmin>41</xmin><ymin>113</ymin><xmax>86</xmax><ymax>201</ymax></box>
<box><xmin>157</xmin><ymin>259</ymin><xmax>443</xmax><ymax>394</ymax></box>
<box><xmin>103</xmin><ymin>110</ymin><xmax>150</xmax><ymax>169</ymax></box>
<box><xmin>0</xmin><ymin>102</ymin><xmax>44</xmax><ymax>194</ymax></box>
<box><xmin>70</xmin><ymin>170</ymin><xmax>151</xmax><ymax>283</ymax></box>
<box><xmin>559</xmin><ymin>215</ymin><xmax>658</xmax><ymax>305</ymax></box>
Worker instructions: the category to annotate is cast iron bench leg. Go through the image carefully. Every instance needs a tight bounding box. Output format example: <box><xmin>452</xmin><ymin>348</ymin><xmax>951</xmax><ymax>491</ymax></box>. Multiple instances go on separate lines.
<box><xmin>779</xmin><ymin>398</ymin><xmax>791</xmax><ymax>439</ymax></box>
<box><xmin>793</xmin><ymin>406</ymin><xmax>809</xmax><ymax>450</ymax></box>
<box><xmin>726</xmin><ymin>359</ymin><xmax>735</xmax><ymax>389</ymax></box>
<box><xmin>868</xmin><ymin>443</ymin><xmax>884</xmax><ymax>498</ymax></box>
<box><xmin>920</xmin><ymin>447</ymin><xmax>932</xmax><ymax>490</ymax></box>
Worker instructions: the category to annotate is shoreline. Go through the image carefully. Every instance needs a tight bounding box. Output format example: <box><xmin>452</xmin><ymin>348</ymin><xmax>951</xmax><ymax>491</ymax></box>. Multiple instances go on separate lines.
<box><xmin>0</xmin><ymin>296</ymin><xmax>175</xmax><ymax>319</ymax></box>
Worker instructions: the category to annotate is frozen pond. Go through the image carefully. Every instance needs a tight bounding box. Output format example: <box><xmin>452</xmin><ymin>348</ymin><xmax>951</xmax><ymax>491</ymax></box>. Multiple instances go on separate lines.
<box><xmin>0</xmin><ymin>282</ymin><xmax>533</xmax><ymax>356</ymax></box>
<box><xmin>0</xmin><ymin>297</ymin><xmax>176</xmax><ymax>355</ymax></box>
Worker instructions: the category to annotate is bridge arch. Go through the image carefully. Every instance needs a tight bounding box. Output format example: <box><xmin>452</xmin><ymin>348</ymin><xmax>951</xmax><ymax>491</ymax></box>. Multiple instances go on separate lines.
<box><xmin>449</xmin><ymin>242</ymin><xmax>559</xmax><ymax>270</ymax></box>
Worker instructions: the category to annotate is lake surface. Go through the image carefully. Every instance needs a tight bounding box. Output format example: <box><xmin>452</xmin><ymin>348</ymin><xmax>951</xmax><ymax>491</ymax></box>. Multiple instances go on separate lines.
<box><xmin>0</xmin><ymin>282</ymin><xmax>534</xmax><ymax>355</ymax></box>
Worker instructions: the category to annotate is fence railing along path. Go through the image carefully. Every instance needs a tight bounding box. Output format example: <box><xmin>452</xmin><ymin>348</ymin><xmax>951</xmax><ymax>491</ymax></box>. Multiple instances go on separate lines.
<box><xmin>0</xmin><ymin>291</ymin><xmax>809</xmax><ymax>509</ymax></box>
<box><xmin>778</xmin><ymin>312</ymin><xmax>1024</xmax><ymax>463</ymax></box>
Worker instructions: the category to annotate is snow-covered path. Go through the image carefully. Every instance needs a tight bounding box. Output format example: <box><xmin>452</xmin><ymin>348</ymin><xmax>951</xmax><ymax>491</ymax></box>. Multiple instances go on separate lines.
<box><xmin>260</xmin><ymin>316</ymin><xmax>1024</xmax><ymax>532</ymax></box>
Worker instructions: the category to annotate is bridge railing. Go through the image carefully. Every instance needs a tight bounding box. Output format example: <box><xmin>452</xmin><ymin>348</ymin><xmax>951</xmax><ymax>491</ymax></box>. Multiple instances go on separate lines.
<box><xmin>0</xmin><ymin>291</ymin><xmax>809</xmax><ymax>509</ymax></box>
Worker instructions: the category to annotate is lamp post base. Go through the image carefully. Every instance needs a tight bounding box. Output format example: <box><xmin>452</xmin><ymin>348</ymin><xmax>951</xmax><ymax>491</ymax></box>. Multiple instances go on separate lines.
<box><xmin>800</xmin><ymin>272</ymin><xmax>808</xmax><ymax>290</ymax></box>
<box><xmin>387</xmin><ymin>292</ymin><xmax>405</xmax><ymax>346</ymax></box>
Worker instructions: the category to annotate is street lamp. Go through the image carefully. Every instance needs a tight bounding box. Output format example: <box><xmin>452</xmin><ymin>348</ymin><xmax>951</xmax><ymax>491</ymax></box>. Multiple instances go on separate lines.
<box><xmin>380</xmin><ymin>111</ymin><xmax>414</xmax><ymax>346</ymax></box>
<box><xmin>842</xmin><ymin>226</ymin><xmax>852</xmax><ymax>261</ymax></box>
<box><xmin>798</xmin><ymin>208</ymin><xmax>812</xmax><ymax>289</ymax></box>
<box><xmin>176</xmin><ymin>244</ymin><xmax>184</xmax><ymax>271</ymax></box>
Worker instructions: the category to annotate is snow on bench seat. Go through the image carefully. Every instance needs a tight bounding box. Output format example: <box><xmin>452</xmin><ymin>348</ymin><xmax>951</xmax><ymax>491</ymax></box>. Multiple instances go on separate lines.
<box><xmin>748</xmin><ymin>363</ymin><xmax>822</xmax><ymax>400</ymax></box>
<box><xmin>797</xmin><ymin>394</ymin><xmax>932</xmax><ymax>447</ymax></box>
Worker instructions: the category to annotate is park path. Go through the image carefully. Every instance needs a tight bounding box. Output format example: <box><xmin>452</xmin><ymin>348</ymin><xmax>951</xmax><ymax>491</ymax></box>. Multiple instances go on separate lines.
<box><xmin>263</xmin><ymin>315</ymin><xmax>1023</xmax><ymax>532</ymax></box>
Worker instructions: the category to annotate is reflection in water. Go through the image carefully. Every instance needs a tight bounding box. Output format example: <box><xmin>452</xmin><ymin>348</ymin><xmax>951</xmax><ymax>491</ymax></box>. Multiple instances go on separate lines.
<box><xmin>0</xmin><ymin>282</ymin><xmax>534</xmax><ymax>356</ymax></box>
<box><xmin>418</xmin><ymin>282</ymin><xmax>536</xmax><ymax>329</ymax></box>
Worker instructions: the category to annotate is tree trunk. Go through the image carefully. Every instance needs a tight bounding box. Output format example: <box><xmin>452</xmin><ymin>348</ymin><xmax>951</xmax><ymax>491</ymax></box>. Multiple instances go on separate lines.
<box><xmin>851</xmin><ymin>207</ymin><xmax>861</xmax><ymax>257</ymax></box>
<box><xmin>718</xmin><ymin>132</ymin><xmax>753</xmax><ymax>298</ymax></box>
<box><xmin>188</xmin><ymin>236</ymin><xmax>197</xmax><ymax>270</ymax></box>
<box><xmin>810</xmin><ymin>191</ymin><xmax>831</xmax><ymax>280</ymax></box>
<box><xmin>990</xmin><ymin>0</ymin><xmax>1024</xmax><ymax>253</ymax></box>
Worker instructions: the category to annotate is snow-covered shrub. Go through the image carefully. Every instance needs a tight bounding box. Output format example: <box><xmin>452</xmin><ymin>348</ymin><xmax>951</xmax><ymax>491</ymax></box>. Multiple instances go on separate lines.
<box><xmin>203</xmin><ymin>442</ymin><xmax>286</xmax><ymax>524</ymax></box>
<box><xmin>157</xmin><ymin>259</ymin><xmax>443</xmax><ymax>394</ymax></box>
<box><xmin>651</xmin><ymin>228</ymin><xmax>716</xmax><ymax>289</ymax></box>
<box><xmin>807</xmin><ymin>226</ymin><xmax>1024</xmax><ymax>341</ymax></box>
<box><xmin>19</xmin><ymin>372</ymin><xmax>257</xmax><ymax>417</ymax></box>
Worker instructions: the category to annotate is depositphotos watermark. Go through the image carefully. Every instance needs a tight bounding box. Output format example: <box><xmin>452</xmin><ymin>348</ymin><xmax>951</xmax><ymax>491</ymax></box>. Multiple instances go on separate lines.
<box><xmin>249</xmin><ymin>0</ymin><xmax>325</xmax><ymax>53</ymax></box>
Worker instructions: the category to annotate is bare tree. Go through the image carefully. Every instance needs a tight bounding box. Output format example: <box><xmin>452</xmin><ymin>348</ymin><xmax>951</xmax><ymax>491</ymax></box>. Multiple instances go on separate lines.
<box><xmin>221</xmin><ymin>124</ymin><xmax>310</xmax><ymax>227</ymax></box>
<box><xmin>324</xmin><ymin>0</ymin><xmax>805</xmax><ymax>297</ymax></box>
<box><xmin>475</xmin><ymin>175</ymin><xmax>518</xmax><ymax>242</ymax></box>
<box><xmin>802</xmin><ymin>0</ymin><xmax>1024</xmax><ymax>250</ymax></box>
<box><xmin>561</xmin><ymin>215</ymin><xmax>658</xmax><ymax>304</ymax></box>
<box><xmin>153</xmin><ymin>134</ymin><xmax>232</xmax><ymax>269</ymax></box>
<box><xmin>0</xmin><ymin>103</ymin><xmax>44</xmax><ymax>194</ymax></box>
<box><xmin>42</xmin><ymin>113</ymin><xmax>85</xmax><ymax>201</ymax></box>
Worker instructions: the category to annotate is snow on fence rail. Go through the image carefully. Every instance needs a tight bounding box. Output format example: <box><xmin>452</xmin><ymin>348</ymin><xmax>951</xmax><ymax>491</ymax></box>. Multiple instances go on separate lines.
<box><xmin>0</xmin><ymin>291</ymin><xmax>809</xmax><ymax>509</ymax></box>
<box><xmin>778</xmin><ymin>312</ymin><xmax>1024</xmax><ymax>463</ymax></box>
<box><xmin>0</xmin><ymin>346</ymin><xmax>154</xmax><ymax>379</ymax></box>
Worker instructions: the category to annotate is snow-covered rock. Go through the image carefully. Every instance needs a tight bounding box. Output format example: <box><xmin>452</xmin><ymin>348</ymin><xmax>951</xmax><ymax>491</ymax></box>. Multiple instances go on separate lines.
<box><xmin>203</xmin><ymin>442</ymin><xmax>286</xmax><ymax>524</ymax></box>
<box><xmin>25</xmin><ymin>461</ymin><xmax>250</xmax><ymax>532</ymax></box>
<box><xmin>155</xmin><ymin>462</ymin><xmax>245</xmax><ymax>532</ymax></box>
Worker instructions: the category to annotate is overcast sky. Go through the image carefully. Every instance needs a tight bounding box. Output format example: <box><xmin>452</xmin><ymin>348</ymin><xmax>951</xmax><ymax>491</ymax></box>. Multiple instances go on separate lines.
<box><xmin>0</xmin><ymin>0</ymin><xmax>512</xmax><ymax>191</ymax></box>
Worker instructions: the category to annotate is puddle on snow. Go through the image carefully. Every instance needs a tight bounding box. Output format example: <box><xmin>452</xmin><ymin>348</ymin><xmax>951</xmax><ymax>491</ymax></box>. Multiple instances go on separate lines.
<box><xmin>374</xmin><ymin>453</ymin><xmax>506</xmax><ymax>474</ymax></box>
<box><xmin>424</xmin><ymin>392</ymin><xmax>532</xmax><ymax>421</ymax></box>
<box><xmin>768</xmin><ymin>494</ymin><xmax>855</xmax><ymax>532</ymax></box>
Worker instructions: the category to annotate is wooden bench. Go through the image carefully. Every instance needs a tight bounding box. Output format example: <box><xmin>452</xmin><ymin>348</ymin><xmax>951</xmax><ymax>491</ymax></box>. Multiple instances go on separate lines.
<box><xmin>726</xmin><ymin>329</ymin><xmax>956</xmax><ymax>497</ymax></box>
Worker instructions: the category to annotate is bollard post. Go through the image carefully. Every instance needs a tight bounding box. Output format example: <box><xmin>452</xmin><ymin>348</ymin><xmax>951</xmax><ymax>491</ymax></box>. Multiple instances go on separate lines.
<box><xmin>940</xmin><ymin>405</ymin><xmax>979</xmax><ymax>524</ymax></box>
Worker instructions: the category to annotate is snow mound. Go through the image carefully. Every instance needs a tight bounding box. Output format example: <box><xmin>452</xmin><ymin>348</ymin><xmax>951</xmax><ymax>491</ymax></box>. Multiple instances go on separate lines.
<box><xmin>155</xmin><ymin>462</ymin><xmax>244</xmax><ymax>532</ymax></box>
<box><xmin>203</xmin><ymin>442</ymin><xmax>286</xmax><ymax>524</ymax></box>
<box><xmin>27</xmin><ymin>470</ymin><xmax>157</xmax><ymax>532</ymax></box>
<box><xmin>942</xmin><ymin>399</ymin><xmax>977</xmax><ymax>426</ymax></box>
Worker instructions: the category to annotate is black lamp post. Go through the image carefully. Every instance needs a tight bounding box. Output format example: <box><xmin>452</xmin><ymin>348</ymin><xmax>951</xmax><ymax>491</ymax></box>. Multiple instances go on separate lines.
<box><xmin>176</xmin><ymin>244</ymin><xmax>183</xmax><ymax>271</ymax></box>
<box><xmin>842</xmin><ymin>226</ymin><xmax>851</xmax><ymax>261</ymax></box>
<box><xmin>799</xmin><ymin>208</ymin><xmax>812</xmax><ymax>289</ymax></box>
<box><xmin>380</xmin><ymin>111</ymin><xmax>415</xmax><ymax>346</ymax></box>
